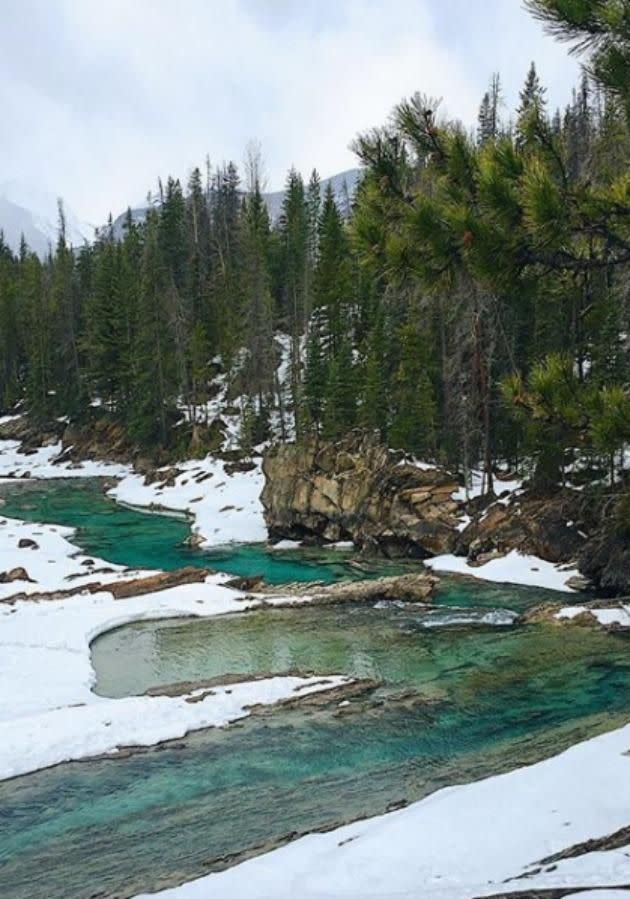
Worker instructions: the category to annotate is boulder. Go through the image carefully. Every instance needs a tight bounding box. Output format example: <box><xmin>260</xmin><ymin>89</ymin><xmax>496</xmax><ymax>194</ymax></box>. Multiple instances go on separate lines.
<box><xmin>0</xmin><ymin>567</ymin><xmax>34</xmax><ymax>584</ymax></box>
<box><xmin>457</xmin><ymin>490</ymin><xmax>585</xmax><ymax>564</ymax></box>
<box><xmin>18</xmin><ymin>538</ymin><xmax>38</xmax><ymax>550</ymax></box>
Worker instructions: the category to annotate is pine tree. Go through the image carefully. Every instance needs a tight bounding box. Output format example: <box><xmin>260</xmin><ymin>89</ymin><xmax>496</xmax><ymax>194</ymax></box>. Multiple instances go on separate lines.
<box><xmin>322</xmin><ymin>338</ymin><xmax>356</xmax><ymax>439</ymax></box>
<box><xmin>129</xmin><ymin>209</ymin><xmax>177</xmax><ymax>445</ymax></box>
<box><xmin>240</xmin><ymin>177</ymin><xmax>275</xmax><ymax>429</ymax></box>
<box><xmin>516</xmin><ymin>62</ymin><xmax>548</xmax><ymax>147</ymax></box>
<box><xmin>303</xmin><ymin>309</ymin><xmax>327</xmax><ymax>430</ymax></box>
<box><xmin>314</xmin><ymin>184</ymin><xmax>353</xmax><ymax>358</ymax></box>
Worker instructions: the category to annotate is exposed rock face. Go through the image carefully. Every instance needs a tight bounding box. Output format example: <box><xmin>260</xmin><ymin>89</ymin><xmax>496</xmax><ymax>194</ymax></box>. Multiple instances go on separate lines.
<box><xmin>262</xmin><ymin>433</ymin><xmax>462</xmax><ymax>558</ymax></box>
<box><xmin>457</xmin><ymin>491</ymin><xmax>586</xmax><ymax>564</ymax></box>
<box><xmin>579</xmin><ymin>529</ymin><xmax>630</xmax><ymax>596</ymax></box>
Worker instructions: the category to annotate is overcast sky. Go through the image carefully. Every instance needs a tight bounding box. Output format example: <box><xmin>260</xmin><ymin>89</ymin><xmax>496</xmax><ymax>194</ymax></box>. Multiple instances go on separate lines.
<box><xmin>1</xmin><ymin>0</ymin><xmax>581</xmax><ymax>225</ymax></box>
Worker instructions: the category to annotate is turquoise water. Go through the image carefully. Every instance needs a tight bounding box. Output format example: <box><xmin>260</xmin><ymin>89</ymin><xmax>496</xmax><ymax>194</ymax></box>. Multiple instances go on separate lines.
<box><xmin>0</xmin><ymin>478</ymin><xmax>625</xmax><ymax>899</ymax></box>
<box><xmin>0</xmin><ymin>478</ymin><xmax>390</xmax><ymax>584</ymax></box>
<box><xmin>2</xmin><ymin>605</ymin><xmax>630</xmax><ymax>899</ymax></box>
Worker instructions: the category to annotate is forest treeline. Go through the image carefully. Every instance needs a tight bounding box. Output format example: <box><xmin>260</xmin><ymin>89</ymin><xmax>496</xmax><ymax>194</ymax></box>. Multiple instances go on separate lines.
<box><xmin>0</xmin><ymin>0</ymin><xmax>629</xmax><ymax>491</ymax></box>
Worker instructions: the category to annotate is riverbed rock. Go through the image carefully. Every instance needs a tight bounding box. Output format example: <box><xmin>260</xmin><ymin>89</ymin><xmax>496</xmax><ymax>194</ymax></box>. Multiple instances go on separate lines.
<box><xmin>0</xmin><ymin>567</ymin><xmax>34</xmax><ymax>584</ymax></box>
<box><xmin>18</xmin><ymin>538</ymin><xmax>38</xmax><ymax>549</ymax></box>
<box><xmin>262</xmin><ymin>433</ymin><xmax>462</xmax><ymax>558</ymax></box>
<box><xmin>107</xmin><ymin>567</ymin><xmax>212</xmax><ymax>599</ymax></box>
<box><xmin>255</xmin><ymin>572</ymin><xmax>438</xmax><ymax>605</ymax></box>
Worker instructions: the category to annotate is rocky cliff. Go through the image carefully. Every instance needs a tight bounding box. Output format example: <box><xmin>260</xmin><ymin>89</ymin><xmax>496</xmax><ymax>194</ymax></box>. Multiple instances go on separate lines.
<box><xmin>262</xmin><ymin>434</ymin><xmax>630</xmax><ymax>595</ymax></box>
<box><xmin>261</xmin><ymin>433</ymin><xmax>463</xmax><ymax>557</ymax></box>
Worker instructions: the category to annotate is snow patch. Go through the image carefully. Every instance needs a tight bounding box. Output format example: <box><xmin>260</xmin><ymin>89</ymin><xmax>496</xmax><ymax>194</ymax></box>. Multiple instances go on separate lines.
<box><xmin>425</xmin><ymin>549</ymin><xmax>579</xmax><ymax>592</ymax></box>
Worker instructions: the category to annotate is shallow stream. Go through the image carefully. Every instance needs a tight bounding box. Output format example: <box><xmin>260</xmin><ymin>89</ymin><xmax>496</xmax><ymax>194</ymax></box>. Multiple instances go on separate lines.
<box><xmin>1</xmin><ymin>479</ymin><xmax>627</xmax><ymax>899</ymax></box>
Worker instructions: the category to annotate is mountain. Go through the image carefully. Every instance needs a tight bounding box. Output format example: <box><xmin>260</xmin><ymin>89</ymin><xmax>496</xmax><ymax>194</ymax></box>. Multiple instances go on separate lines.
<box><xmin>261</xmin><ymin>168</ymin><xmax>361</xmax><ymax>221</ymax></box>
<box><xmin>0</xmin><ymin>169</ymin><xmax>362</xmax><ymax>254</ymax></box>
<box><xmin>109</xmin><ymin>168</ymin><xmax>362</xmax><ymax>240</ymax></box>
<box><xmin>0</xmin><ymin>181</ymin><xmax>92</xmax><ymax>256</ymax></box>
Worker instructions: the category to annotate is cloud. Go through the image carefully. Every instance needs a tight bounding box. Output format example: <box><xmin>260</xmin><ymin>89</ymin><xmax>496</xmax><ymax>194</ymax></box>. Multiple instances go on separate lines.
<box><xmin>0</xmin><ymin>0</ymin><xmax>579</xmax><ymax>225</ymax></box>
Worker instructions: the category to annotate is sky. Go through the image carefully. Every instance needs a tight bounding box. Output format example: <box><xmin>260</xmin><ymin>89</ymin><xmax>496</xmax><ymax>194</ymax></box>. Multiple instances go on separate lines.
<box><xmin>0</xmin><ymin>0</ymin><xmax>581</xmax><ymax>227</ymax></box>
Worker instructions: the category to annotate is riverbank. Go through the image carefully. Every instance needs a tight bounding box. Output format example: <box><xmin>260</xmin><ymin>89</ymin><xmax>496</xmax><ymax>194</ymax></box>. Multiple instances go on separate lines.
<box><xmin>132</xmin><ymin>719</ymin><xmax>630</xmax><ymax>898</ymax></box>
<box><xmin>2</xmin><ymin>432</ymin><xmax>630</xmax><ymax>897</ymax></box>
<box><xmin>0</xmin><ymin>513</ymin><xmax>352</xmax><ymax>780</ymax></box>
<box><xmin>0</xmin><ymin>428</ymin><xmax>584</xmax><ymax>593</ymax></box>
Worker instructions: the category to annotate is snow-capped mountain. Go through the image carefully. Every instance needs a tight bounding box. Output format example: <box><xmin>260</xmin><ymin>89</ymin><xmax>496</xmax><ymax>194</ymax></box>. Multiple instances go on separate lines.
<box><xmin>0</xmin><ymin>181</ymin><xmax>92</xmax><ymax>256</ymax></box>
<box><xmin>0</xmin><ymin>169</ymin><xmax>361</xmax><ymax>255</ymax></box>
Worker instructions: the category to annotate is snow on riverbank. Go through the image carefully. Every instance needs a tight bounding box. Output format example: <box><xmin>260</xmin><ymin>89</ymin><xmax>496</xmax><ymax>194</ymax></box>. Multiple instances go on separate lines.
<box><xmin>136</xmin><ymin>719</ymin><xmax>630</xmax><ymax>899</ymax></box>
<box><xmin>0</xmin><ymin>517</ymin><xmax>347</xmax><ymax>780</ymax></box>
<box><xmin>108</xmin><ymin>456</ymin><xmax>266</xmax><ymax>546</ymax></box>
<box><xmin>558</xmin><ymin>604</ymin><xmax>630</xmax><ymax>628</ymax></box>
<box><xmin>426</xmin><ymin>548</ymin><xmax>580</xmax><ymax>593</ymax></box>
<box><xmin>0</xmin><ymin>515</ymin><xmax>138</xmax><ymax>601</ymax></box>
<box><xmin>0</xmin><ymin>436</ymin><xmax>266</xmax><ymax>547</ymax></box>
<box><xmin>0</xmin><ymin>438</ymin><xmax>130</xmax><ymax>479</ymax></box>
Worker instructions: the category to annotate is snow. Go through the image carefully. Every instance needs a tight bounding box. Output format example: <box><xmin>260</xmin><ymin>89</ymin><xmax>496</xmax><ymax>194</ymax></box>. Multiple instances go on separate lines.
<box><xmin>558</xmin><ymin>605</ymin><xmax>630</xmax><ymax>628</ymax></box>
<box><xmin>0</xmin><ymin>516</ymin><xmax>348</xmax><ymax>780</ymax></box>
<box><xmin>133</xmin><ymin>716</ymin><xmax>630</xmax><ymax>898</ymax></box>
<box><xmin>109</xmin><ymin>455</ymin><xmax>266</xmax><ymax>547</ymax></box>
<box><xmin>269</xmin><ymin>539</ymin><xmax>303</xmax><ymax>550</ymax></box>
<box><xmin>452</xmin><ymin>470</ymin><xmax>522</xmax><ymax>503</ymax></box>
<box><xmin>425</xmin><ymin>549</ymin><xmax>580</xmax><ymax>592</ymax></box>
<box><xmin>0</xmin><ymin>515</ymin><xmax>139</xmax><ymax>601</ymax></box>
<box><xmin>0</xmin><ymin>438</ymin><xmax>130</xmax><ymax>479</ymax></box>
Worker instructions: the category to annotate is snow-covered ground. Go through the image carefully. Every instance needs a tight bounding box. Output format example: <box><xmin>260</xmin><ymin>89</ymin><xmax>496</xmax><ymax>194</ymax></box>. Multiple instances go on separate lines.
<box><xmin>135</xmin><ymin>719</ymin><xmax>630</xmax><ymax>898</ymax></box>
<box><xmin>426</xmin><ymin>548</ymin><xmax>580</xmax><ymax>593</ymax></box>
<box><xmin>558</xmin><ymin>604</ymin><xmax>630</xmax><ymax>628</ymax></box>
<box><xmin>0</xmin><ymin>438</ymin><xmax>129</xmax><ymax>479</ymax></box>
<box><xmin>109</xmin><ymin>455</ymin><xmax>266</xmax><ymax>547</ymax></box>
<box><xmin>0</xmin><ymin>515</ymin><xmax>347</xmax><ymax>781</ymax></box>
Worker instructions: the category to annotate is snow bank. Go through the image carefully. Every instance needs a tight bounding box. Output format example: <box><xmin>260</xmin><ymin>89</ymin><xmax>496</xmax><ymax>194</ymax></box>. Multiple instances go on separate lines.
<box><xmin>426</xmin><ymin>549</ymin><xmax>579</xmax><ymax>593</ymax></box>
<box><xmin>109</xmin><ymin>455</ymin><xmax>266</xmax><ymax>547</ymax></box>
<box><xmin>0</xmin><ymin>438</ymin><xmax>130</xmax><ymax>479</ymax></box>
<box><xmin>558</xmin><ymin>605</ymin><xmax>630</xmax><ymax>628</ymax></box>
<box><xmin>134</xmin><ymin>718</ymin><xmax>630</xmax><ymax>898</ymax></box>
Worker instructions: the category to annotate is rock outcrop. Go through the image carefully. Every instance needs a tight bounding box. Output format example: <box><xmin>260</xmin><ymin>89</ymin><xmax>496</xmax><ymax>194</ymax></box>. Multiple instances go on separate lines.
<box><xmin>262</xmin><ymin>433</ymin><xmax>462</xmax><ymax>558</ymax></box>
<box><xmin>456</xmin><ymin>490</ymin><xmax>586</xmax><ymax>564</ymax></box>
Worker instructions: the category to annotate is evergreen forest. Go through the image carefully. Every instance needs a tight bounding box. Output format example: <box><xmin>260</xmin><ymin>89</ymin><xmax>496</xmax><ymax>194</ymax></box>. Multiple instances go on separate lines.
<box><xmin>1</xmin><ymin>0</ymin><xmax>629</xmax><ymax>493</ymax></box>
